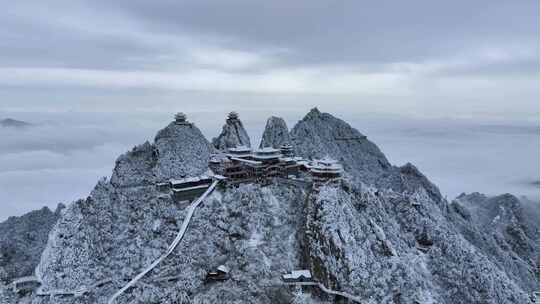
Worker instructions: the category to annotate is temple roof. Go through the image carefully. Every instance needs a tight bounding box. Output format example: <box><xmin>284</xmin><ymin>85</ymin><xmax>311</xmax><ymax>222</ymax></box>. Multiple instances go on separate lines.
<box><xmin>175</xmin><ymin>112</ymin><xmax>187</xmax><ymax>122</ymax></box>
<box><xmin>282</xmin><ymin>270</ymin><xmax>312</xmax><ymax>280</ymax></box>
<box><xmin>227</xmin><ymin>145</ymin><xmax>251</xmax><ymax>153</ymax></box>
<box><xmin>227</xmin><ymin>111</ymin><xmax>239</xmax><ymax>120</ymax></box>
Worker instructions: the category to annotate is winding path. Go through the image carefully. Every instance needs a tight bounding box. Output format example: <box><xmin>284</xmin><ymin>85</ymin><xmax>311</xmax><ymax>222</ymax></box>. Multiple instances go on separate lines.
<box><xmin>108</xmin><ymin>180</ymin><xmax>220</xmax><ymax>304</ymax></box>
<box><xmin>316</xmin><ymin>282</ymin><xmax>363</xmax><ymax>303</ymax></box>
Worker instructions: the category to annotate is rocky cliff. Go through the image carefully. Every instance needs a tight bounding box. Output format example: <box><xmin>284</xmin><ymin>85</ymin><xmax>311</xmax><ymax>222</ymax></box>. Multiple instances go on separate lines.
<box><xmin>212</xmin><ymin>112</ymin><xmax>251</xmax><ymax>150</ymax></box>
<box><xmin>259</xmin><ymin>116</ymin><xmax>290</xmax><ymax>148</ymax></box>
<box><xmin>2</xmin><ymin>110</ymin><xmax>538</xmax><ymax>304</ymax></box>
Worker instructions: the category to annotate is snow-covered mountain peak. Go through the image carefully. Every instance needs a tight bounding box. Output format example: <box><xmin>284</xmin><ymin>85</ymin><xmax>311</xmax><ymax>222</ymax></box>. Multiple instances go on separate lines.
<box><xmin>110</xmin><ymin>116</ymin><xmax>213</xmax><ymax>187</ymax></box>
<box><xmin>212</xmin><ymin>112</ymin><xmax>251</xmax><ymax>150</ymax></box>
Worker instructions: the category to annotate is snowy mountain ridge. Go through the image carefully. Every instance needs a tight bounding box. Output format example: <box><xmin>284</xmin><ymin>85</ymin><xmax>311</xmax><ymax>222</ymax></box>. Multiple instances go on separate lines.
<box><xmin>1</xmin><ymin>108</ymin><xmax>538</xmax><ymax>304</ymax></box>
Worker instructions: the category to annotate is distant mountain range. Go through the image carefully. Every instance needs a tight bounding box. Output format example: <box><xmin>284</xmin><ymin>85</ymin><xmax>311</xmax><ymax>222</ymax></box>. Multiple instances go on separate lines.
<box><xmin>0</xmin><ymin>118</ymin><xmax>32</xmax><ymax>129</ymax></box>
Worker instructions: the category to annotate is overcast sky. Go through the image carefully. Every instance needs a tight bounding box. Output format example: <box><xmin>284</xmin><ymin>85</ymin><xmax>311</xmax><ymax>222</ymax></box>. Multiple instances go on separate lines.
<box><xmin>1</xmin><ymin>1</ymin><xmax>540</xmax><ymax>219</ymax></box>
<box><xmin>2</xmin><ymin>0</ymin><xmax>540</xmax><ymax>117</ymax></box>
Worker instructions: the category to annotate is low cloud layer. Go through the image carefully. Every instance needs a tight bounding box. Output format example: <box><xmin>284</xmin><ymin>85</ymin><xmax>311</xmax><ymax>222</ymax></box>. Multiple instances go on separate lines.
<box><xmin>0</xmin><ymin>114</ymin><xmax>154</xmax><ymax>220</ymax></box>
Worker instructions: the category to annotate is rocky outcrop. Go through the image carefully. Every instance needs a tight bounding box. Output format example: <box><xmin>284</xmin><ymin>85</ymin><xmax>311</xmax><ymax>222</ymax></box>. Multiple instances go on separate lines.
<box><xmin>212</xmin><ymin>112</ymin><xmax>251</xmax><ymax>150</ymax></box>
<box><xmin>259</xmin><ymin>116</ymin><xmax>290</xmax><ymax>148</ymax></box>
<box><xmin>399</xmin><ymin>163</ymin><xmax>444</xmax><ymax>204</ymax></box>
<box><xmin>0</xmin><ymin>205</ymin><xmax>64</xmax><ymax>283</ymax></box>
<box><xmin>290</xmin><ymin>108</ymin><xmax>392</xmax><ymax>185</ymax></box>
<box><xmin>110</xmin><ymin>141</ymin><xmax>157</xmax><ymax>187</ymax></box>
<box><xmin>111</xmin><ymin>118</ymin><xmax>213</xmax><ymax>187</ymax></box>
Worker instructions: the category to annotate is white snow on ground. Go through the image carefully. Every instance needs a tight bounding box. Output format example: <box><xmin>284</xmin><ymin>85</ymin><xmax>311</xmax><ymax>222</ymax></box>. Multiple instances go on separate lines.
<box><xmin>248</xmin><ymin>232</ymin><xmax>263</xmax><ymax>248</ymax></box>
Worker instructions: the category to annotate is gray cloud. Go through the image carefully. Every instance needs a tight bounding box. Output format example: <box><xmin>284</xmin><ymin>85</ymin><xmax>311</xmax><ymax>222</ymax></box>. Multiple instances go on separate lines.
<box><xmin>3</xmin><ymin>1</ymin><xmax>540</xmax><ymax>73</ymax></box>
<box><xmin>2</xmin><ymin>0</ymin><xmax>540</xmax><ymax>117</ymax></box>
<box><xmin>90</xmin><ymin>1</ymin><xmax>540</xmax><ymax>64</ymax></box>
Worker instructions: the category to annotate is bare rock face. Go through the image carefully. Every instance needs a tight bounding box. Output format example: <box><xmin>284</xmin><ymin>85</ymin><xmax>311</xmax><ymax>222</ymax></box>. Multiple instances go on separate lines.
<box><xmin>212</xmin><ymin>112</ymin><xmax>251</xmax><ymax>150</ymax></box>
<box><xmin>259</xmin><ymin>116</ymin><xmax>290</xmax><ymax>148</ymax></box>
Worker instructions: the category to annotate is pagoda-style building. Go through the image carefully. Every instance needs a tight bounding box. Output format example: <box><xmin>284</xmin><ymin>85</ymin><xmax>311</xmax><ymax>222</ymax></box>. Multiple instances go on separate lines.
<box><xmin>227</xmin><ymin>111</ymin><xmax>239</xmax><ymax>121</ymax></box>
<box><xmin>209</xmin><ymin>145</ymin><xmax>305</xmax><ymax>182</ymax></box>
<box><xmin>174</xmin><ymin>112</ymin><xmax>191</xmax><ymax>125</ymax></box>
<box><xmin>280</xmin><ymin>144</ymin><xmax>294</xmax><ymax>157</ymax></box>
<box><xmin>308</xmin><ymin>157</ymin><xmax>343</xmax><ymax>187</ymax></box>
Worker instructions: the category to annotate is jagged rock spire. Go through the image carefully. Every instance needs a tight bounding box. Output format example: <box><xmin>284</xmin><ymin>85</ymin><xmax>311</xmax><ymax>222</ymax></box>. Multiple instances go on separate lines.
<box><xmin>259</xmin><ymin>116</ymin><xmax>290</xmax><ymax>148</ymax></box>
<box><xmin>305</xmin><ymin>107</ymin><xmax>321</xmax><ymax>119</ymax></box>
<box><xmin>212</xmin><ymin>111</ymin><xmax>251</xmax><ymax>150</ymax></box>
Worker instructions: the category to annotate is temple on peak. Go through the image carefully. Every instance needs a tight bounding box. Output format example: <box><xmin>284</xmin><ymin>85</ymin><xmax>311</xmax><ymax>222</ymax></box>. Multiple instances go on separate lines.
<box><xmin>209</xmin><ymin>143</ymin><xmax>343</xmax><ymax>188</ymax></box>
<box><xmin>175</xmin><ymin>112</ymin><xmax>191</xmax><ymax>125</ymax></box>
<box><xmin>227</xmin><ymin>111</ymin><xmax>239</xmax><ymax>121</ymax></box>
